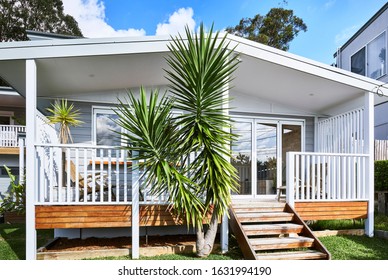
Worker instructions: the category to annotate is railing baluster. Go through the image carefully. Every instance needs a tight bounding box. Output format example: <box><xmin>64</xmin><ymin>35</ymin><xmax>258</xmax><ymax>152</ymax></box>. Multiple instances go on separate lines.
<box><xmin>49</xmin><ymin>146</ymin><xmax>53</xmax><ymax>203</ymax></box>
<box><xmin>75</xmin><ymin>148</ymin><xmax>80</xmax><ymax>202</ymax></box>
<box><xmin>99</xmin><ymin>149</ymin><xmax>104</xmax><ymax>202</ymax></box>
<box><xmin>116</xmin><ymin>149</ymin><xmax>120</xmax><ymax>202</ymax></box>
<box><xmin>108</xmin><ymin>149</ymin><xmax>112</xmax><ymax>202</ymax></box>
<box><xmin>83</xmin><ymin>148</ymin><xmax>87</xmax><ymax>202</ymax></box>
<box><xmin>66</xmin><ymin>148</ymin><xmax>71</xmax><ymax>203</ymax></box>
<box><xmin>124</xmin><ymin>152</ymin><xmax>128</xmax><ymax>202</ymax></box>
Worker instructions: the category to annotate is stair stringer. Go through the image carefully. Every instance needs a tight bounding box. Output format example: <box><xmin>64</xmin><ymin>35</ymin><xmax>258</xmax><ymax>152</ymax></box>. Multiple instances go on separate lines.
<box><xmin>228</xmin><ymin>206</ymin><xmax>258</xmax><ymax>260</ymax></box>
<box><xmin>285</xmin><ymin>203</ymin><xmax>331</xmax><ymax>260</ymax></box>
<box><xmin>229</xmin><ymin>202</ymin><xmax>331</xmax><ymax>260</ymax></box>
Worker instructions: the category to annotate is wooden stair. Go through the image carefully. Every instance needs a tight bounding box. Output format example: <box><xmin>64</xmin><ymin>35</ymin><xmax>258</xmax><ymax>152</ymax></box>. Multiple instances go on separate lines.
<box><xmin>229</xmin><ymin>201</ymin><xmax>330</xmax><ymax>260</ymax></box>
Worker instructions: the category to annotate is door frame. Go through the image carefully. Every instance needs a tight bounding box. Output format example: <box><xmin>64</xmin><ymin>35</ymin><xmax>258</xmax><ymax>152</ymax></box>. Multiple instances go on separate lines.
<box><xmin>231</xmin><ymin>115</ymin><xmax>305</xmax><ymax>199</ymax></box>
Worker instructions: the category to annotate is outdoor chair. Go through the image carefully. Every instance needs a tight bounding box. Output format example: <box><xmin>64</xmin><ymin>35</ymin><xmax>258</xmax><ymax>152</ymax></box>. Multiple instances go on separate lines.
<box><xmin>66</xmin><ymin>160</ymin><xmax>115</xmax><ymax>201</ymax></box>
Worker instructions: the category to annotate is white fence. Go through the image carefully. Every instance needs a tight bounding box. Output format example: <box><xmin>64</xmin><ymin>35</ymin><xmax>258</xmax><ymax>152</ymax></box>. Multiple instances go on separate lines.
<box><xmin>317</xmin><ymin>108</ymin><xmax>364</xmax><ymax>154</ymax></box>
<box><xmin>375</xmin><ymin>140</ymin><xmax>388</xmax><ymax>160</ymax></box>
<box><xmin>35</xmin><ymin>144</ymin><xmax>168</xmax><ymax>205</ymax></box>
<box><xmin>0</xmin><ymin>125</ymin><xmax>26</xmax><ymax>147</ymax></box>
<box><xmin>286</xmin><ymin>152</ymin><xmax>369</xmax><ymax>206</ymax></box>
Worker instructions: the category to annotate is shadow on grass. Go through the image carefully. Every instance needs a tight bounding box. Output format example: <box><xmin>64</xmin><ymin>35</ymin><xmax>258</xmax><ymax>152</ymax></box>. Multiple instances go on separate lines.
<box><xmin>320</xmin><ymin>235</ymin><xmax>388</xmax><ymax>260</ymax></box>
<box><xmin>0</xmin><ymin>223</ymin><xmax>53</xmax><ymax>260</ymax></box>
<box><xmin>0</xmin><ymin>223</ymin><xmax>26</xmax><ymax>260</ymax></box>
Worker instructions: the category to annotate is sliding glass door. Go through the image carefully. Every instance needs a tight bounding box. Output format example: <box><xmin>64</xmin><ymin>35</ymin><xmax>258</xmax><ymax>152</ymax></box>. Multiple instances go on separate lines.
<box><xmin>232</xmin><ymin>117</ymin><xmax>303</xmax><ymax>198</ymax></box>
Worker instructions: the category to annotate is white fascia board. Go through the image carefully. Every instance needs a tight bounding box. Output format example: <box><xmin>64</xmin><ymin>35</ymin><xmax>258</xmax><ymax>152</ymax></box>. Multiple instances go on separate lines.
<box><xmin>226</xmin><ymin>34</ymin><xmax>388</xmax><ymax>96</ymax></box>
<box><xmin>0</xmin><ymin>35</ymin><xmax>173</xmax><ymax>60</ymax></box>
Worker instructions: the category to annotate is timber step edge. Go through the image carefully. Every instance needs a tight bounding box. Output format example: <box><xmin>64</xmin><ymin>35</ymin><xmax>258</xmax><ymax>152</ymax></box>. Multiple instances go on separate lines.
<box><xmin>250</xmin><ymin>236</ymin><xmax>315</xmax><ymax>251</ymax></box>
<box><xmin>242</xmin><ymin>223</ymin><xmax>303</xmax><ymax>235</ymax></box>
<box><xmin>255</xmin><ymin>249</ymin><xmax>327</xmax><ymax>260</ymax></box>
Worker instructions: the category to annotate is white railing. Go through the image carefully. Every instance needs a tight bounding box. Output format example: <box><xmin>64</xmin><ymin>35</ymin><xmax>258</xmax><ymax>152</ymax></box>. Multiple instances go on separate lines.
<box><xmin>0</xmin><ymin>125</ymin><xmax>26</xmax><ymax>147</ymax></box>
<box><xmin>35</xmin><ymin>143</ymin><xmax>168</xmax><ymax>205</ymax></box>
<box><xmin>317</xmin><ymin>108</ymin><xmax>364</xmax><ymax>154</ymax></box>
<box><xmin>286</xmin><ymin>152</ymin><xmax>369</xmax><ymax>206</ymax></box>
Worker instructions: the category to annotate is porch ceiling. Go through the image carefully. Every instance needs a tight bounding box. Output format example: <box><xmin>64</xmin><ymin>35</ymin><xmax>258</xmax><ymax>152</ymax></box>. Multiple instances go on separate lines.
<box><xmin>0</xmin><ymin>34</ymin><xmax>387</xmax><ymax>115</ymax></box>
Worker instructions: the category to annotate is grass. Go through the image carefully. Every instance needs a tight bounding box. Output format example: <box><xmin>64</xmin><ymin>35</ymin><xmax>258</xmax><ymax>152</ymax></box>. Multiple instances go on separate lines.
<box><xmin>0</xmin><ymin>223</ymin><xmax>53</xmax><ymax>260</ymax></box>
<box><xmin>309</xmin><ymin>214</ymin><xmax>388</xmax><ymax>231</ymax></box>
<box><xmin>320</xmin><ymin>235</ymin><xmax>388</xmax><ymax>260</ymax></box>
<box><xmin>1</xmin><ymin>216</ymin><xmax>388</xmax><ymax>260</ymax></box>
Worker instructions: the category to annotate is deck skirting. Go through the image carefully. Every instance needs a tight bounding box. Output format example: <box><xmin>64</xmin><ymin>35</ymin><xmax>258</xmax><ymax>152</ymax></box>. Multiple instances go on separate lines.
<box><xmin>35</xmin><ymin>205</ymin><xmax>185</xmax><ymax>229</ymax></box>
<box><xmin>294</xmin><ymin>201</ymin><xmax>368</xmax><ymax>221</ymax></box>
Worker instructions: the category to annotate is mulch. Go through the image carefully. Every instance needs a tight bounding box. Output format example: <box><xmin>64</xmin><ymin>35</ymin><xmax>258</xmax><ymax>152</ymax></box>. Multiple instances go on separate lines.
<box><xmin>42</xmin><ymin>234</ymin><xmax>197</xmax><ymax>252</ymax></box>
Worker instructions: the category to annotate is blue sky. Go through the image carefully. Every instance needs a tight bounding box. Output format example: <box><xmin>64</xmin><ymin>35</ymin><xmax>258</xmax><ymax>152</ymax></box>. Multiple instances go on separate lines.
<box><xmin>62</xmin><ymin>0</ymin><xmax>388</xmax><ymax>65</ymax></box>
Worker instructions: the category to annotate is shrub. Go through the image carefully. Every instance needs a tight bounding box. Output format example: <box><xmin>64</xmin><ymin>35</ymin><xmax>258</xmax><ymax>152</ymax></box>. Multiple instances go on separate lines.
<box><xmin>0</xmin><ymin>166</ymin><xmax>25</xmax><ymax>214</ymax></box>
<box><xmin>375</xmin><ymin>160</ymin><xmax>388</xmax><ymax>191</ymax></box>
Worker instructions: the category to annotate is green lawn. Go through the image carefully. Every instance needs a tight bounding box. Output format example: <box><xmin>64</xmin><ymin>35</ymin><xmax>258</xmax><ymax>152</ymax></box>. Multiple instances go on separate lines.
<box><xmin>1</xmin><ymin>217</ymin><xmax>388</xmax><ymax>260</ymax></box>
<box><xmin>320</xmin><ymin>235</ymin><xmax>388</xmax><ymax>260</ymax></box>
<box><xmin>0</xmin><ymin>223</ymin><xmax>53</xmax><ymax>260</ymax></box>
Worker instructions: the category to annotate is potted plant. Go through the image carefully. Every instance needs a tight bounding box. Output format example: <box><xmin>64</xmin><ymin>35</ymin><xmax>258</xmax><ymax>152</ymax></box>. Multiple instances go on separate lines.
<box><xmin>0</xmin><ymin>165</ymin><xmax>25</xmax><ymax>224</ymax></box>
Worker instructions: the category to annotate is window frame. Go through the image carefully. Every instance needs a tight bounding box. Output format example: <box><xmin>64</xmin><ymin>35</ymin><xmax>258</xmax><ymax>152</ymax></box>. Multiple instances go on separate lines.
<box><xmin>350</xmin><ymin>30</ymin><xmax>387</xmax><ymax>79</ymax></box>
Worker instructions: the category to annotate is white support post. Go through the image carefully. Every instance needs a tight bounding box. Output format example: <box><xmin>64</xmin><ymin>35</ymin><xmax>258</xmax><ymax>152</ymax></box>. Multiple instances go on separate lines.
<box><xmin>314</xmin><ymin>116</ymin><xmax>319</xmax><ymax>152</ymax></box>
<box><xmin>131</xmin><ymin>151</ymin><xmax>140</xmax><ymax>259</ymax></box>
<box><xmin>18</xmin><ymin>137</ymin><xmax>25</xmax><ymax>185</ymax></box>
<box><xmin>220</xmin><ymin>213</ymin><xmax>229</xmax><ymax>253</ymax></box>
<box><xmin>286</xmin><ymin>152</ymin><xmax>295</xmax><ymax>208</ymax></box>
<box><xmin>220</xmin><ymin>66</ymin><xmax>230</xmax><ymax>252</ymax></box>
<box><xmin>25</xmin><ymin>59</ymin><xmax>37</xmax><ymax>260</ymax></box>
<box><xmin>364</xmin><ymin>91</ymin><xmax>374</xmax><ymax>237</ymax></box>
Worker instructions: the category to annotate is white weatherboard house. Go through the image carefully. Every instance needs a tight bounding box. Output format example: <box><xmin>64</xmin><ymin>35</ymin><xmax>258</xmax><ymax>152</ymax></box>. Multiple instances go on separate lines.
<box><xmin>0</xmin><ymin>33</ymin><xmax>387</xmax><ymax>260</ymax></box>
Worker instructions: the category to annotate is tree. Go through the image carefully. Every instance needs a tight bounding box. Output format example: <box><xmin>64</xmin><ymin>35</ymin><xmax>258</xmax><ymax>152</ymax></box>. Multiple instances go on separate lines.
<box><xmin>115</xmin><ymin>23</ymin><xmax>240</xmax><ymax>257</ymax></box>
<box><xmin>226</xmin><ymin>7</ymin><xmax>307</xmax><ymax>51</ymax></box>
<box><xmin>0</xmin><ymin>0</ymin><xmax>82</xmax><ymax>42</ymax></box>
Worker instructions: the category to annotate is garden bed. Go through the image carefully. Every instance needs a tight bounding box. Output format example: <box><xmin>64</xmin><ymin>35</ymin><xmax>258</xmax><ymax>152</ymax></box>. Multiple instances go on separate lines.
<box><xmin>37</xmin><ymin>234</ymin><xmax>221</xmax><ymax>260</ymax></box>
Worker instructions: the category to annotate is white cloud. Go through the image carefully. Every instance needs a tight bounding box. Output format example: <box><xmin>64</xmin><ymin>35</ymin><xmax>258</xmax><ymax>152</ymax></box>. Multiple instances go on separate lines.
<box><xmin>62</xmin><ymin>0</ymin><xmax>145</xmax><ymax>38</ymax></box>
<box><xmin>155</xmin><ymin>7</ymin><xmax>196</xmax><ymax>36</ymax></box>
<box><xmin>335</xmin><ymin>25</ymin><xmax>360</xmax><ymax>46</ymax></box>
<box><xmin>324</xmin><ymin>0</ymin><xmax>336</xmax><ymax>10</ymax></box>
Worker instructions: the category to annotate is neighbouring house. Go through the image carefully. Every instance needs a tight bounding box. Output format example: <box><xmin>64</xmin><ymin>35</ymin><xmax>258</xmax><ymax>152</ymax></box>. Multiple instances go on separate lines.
<box><xmin>0</xmin><ymin>31</ymin><xmax>79</xmax><ymax>203</ymax></box>
<box><xmin>0</xmin><ymin>31</ymin><xmax>387</xmax><ymax>260</ymax></box>
<box><xmin>334</xmin><ymin>2</ymin><xmax>388</xmax><ymax>140</ymax></box>
<box><xmin>0</xmin><ymin>87</ymin><xmax>25</xmax><ymax>200</ymax></box>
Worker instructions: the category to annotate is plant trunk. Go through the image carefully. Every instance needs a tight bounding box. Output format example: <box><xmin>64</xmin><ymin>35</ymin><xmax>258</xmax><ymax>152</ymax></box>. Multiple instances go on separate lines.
<box><xmin>196</xmin><ymin>211</ymin><xmax>219</xmax><ymax>257</ymax></box>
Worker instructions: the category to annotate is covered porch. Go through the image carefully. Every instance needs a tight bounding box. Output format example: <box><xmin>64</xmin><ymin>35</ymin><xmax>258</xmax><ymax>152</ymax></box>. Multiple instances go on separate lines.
<box><xmin>1</xmin><ymin>34</ymin><xmax>388</xmax><ymax>260</ymax></box>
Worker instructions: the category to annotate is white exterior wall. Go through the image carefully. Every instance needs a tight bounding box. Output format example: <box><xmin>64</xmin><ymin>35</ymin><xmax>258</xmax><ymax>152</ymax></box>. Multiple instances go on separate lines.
<box><xmin>337</xmin><ymin>8</ymin><xmax>388</xmax><ymax>84</ymax></box>
<box><xmin>336</xmin><ymin>6</ymin><xmax>388</xmax><ymax>139</ymax></box>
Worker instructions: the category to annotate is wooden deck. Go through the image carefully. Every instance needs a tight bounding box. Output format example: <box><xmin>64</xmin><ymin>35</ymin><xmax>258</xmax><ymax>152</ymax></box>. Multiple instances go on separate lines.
<box><xmin>35</xmin><ymin>205</ymin><xmax>186</xmax><ymax>229</ymax></box>
<box><xmin>294</xmin><ymin>201</ymin><xmax>368</xmax><ymax>220</ymax></box>
<box><xmin>0</xmin><ymin>147</ymin><xmax>20</xmax><ymax>154</ymax></box>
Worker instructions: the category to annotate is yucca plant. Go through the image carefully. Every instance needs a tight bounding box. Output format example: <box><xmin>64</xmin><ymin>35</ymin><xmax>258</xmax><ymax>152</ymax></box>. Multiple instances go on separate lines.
<box><xmin>115</xmin><ymin>23</ymin><xmax>240</xmax><ymax>257</ymax></box>
<box><xmin>166</xmin><ymin>23</ymin><xmax>240</xmax><ymax>257</ymax></box>
<box><xmin>46</xmin><ymin>99</ymin><xmax>83</xmax><ymax>144</ymax></box>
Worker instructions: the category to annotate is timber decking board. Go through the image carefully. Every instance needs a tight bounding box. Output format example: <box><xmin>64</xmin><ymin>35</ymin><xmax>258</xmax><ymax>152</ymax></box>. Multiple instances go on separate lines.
<box><xmin>35</xmin><ymin>205</ymin><xmax>185</xmax><ymax>229</ymax></box>
<box><xmin>242</xmin><ymin>223</ymin><xmax>303</xmax><ymax>235</ymax></box>
<box><xmin>295</xmin><ymin>201</ymin><xmax>368</xmax><ymax>221</ymax></box>
<box><xmin>255</xmin><ymin>250</ymin><xmax>327</xmax><ymax>260</ymax></box>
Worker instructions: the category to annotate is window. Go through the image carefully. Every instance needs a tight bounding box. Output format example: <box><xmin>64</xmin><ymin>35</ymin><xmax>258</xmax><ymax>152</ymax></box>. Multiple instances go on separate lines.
<box><xmin>0</xmin><ymin>111</ymin><xmax>14</xmax><ymax>125</ymax></box>
<box><xmin>367</xmin><ymin>32</ymin><xmax>386</xmax><ymax>79</ymax></box>
<box><xmin>350</xmin><ymin>32</ymin><xmax>386</xmax><ymax>79</ymax></box>
<box><xmin>92</xmin><ymin>107</ymin><xmax>123</xmax><ymax>157</ymax></box>
<box><xmin>351</xmin><ymin>47</ymin><xmax>366</xmax><ymax>76</ymax></box>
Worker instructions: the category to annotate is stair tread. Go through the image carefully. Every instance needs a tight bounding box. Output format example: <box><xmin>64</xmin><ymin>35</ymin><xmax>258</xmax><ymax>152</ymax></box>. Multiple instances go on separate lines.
<box><xmin>256</xmin><ymin>250</ymin><xmax>327</xmax><ymax>260</ymax></box>
<box><xmin>250</xmin><ymin>236</ymin><xmax>314</xmax><ymax>246</ymax></box>
<box><xmin>236</xmin><ymin>212</ymin><xmax>293</xmax><ymax>218</ymax></box>
<box><xmin>242</xmin><ymin>223</ymin><xmax>303</xmax><ymax>231</ymax></box>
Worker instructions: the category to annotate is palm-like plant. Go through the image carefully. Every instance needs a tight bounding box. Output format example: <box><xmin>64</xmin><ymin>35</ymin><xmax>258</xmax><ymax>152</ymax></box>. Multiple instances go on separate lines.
<box><xmin>115</xmin><ymin>23</ymin><xmax>240</xmax><ymax>257</ymax></box>
<box><xmin>46</xmin><ymin>99</ymin><xmax>83</xmax><ymax>144</ymax></box>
